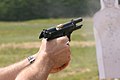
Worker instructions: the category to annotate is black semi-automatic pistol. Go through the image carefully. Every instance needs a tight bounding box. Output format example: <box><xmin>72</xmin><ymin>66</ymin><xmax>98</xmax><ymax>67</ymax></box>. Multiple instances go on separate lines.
<box><xmin>39</xmin><ymin>18</ymin><xmax>83</xmax><ymax>41</ymax></box>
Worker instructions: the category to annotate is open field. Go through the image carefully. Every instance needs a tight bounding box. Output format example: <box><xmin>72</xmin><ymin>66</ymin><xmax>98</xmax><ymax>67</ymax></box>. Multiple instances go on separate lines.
<box><xmin>0</xmin><ymin>18</ymin><xmax>98</xmax><ymax>80</ymax></box>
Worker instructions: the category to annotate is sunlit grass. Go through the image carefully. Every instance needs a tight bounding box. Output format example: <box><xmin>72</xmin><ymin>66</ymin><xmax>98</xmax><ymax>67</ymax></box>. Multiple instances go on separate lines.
<box><xmin>0</xmin><ymin>18</ymin><xmax>94</xmax><ymax>43</ymax></box>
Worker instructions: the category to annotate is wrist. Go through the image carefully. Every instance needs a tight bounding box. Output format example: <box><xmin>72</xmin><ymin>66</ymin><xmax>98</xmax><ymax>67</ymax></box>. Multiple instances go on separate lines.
<box><xmin>34</xmin><ymin>52</ymin><xmax>55</xmax><ymax>71</ymax></box>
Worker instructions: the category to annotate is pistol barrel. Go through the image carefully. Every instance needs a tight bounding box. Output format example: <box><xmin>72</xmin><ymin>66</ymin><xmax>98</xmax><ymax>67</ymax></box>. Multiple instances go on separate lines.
<box><xmin>73</xmin><ymin>17</ymin><xmax>83</xmax><ymax>24</ymax></box>
<box><xmin>62</xmin><ymin>18</ymin><xmax>82</xmax><ymax>27</ymax></box>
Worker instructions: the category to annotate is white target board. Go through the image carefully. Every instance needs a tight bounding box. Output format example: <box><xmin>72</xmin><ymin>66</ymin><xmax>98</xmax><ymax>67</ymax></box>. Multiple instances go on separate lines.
<box><xmin>94</xmin><ymin>0</ymin><xmax>120</xmax><ymax>79</ymax></box>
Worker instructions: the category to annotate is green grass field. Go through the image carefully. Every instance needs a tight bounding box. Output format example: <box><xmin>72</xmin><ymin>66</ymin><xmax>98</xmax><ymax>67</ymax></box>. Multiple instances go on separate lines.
<box><xmin>0</xmin><ymin>18</ymin><xmax>98</xmax><ymax>80</ymax></box>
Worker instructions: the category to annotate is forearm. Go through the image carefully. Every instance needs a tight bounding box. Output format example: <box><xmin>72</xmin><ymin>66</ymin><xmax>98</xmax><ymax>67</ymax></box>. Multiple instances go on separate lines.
<box><xmin>0</xmin><ymin>58</ymin><xmax>30</xmax><ymax>80</ymax></box>
<box><xmin>15</xmin><ymin>54</ymin><xmax>54</xmax><ymax>80</ymax></box>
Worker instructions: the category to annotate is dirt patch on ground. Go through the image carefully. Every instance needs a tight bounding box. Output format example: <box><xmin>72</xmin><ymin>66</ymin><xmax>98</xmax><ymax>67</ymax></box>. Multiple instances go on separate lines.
<box><xmin>70</xmin><ymin>41</ymin><xmax>95</xmax><ymax>47</ymax></box>
<box><xmin>0</xmin><ymin>42</ymin><xmax>41</xmax><ymax>49</ymax></box>
<box><xmin>0</xmin><ymin>41</ymin><xmax>95</xmax><ymax>49</ymax></box>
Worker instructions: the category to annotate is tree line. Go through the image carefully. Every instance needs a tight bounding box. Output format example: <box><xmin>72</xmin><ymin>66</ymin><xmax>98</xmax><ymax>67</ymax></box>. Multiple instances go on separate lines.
<box><xmin>0</xmin><ymin>0</ymin><xmax>100</xmax><ymax>21</ymax></box>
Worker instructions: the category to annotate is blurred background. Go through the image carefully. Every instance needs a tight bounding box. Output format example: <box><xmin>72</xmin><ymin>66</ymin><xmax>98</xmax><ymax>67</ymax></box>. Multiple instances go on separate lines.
<box><xmin>0</xmin><ymin>0</ymin><xmax>120</xmax><ymax>80</ymax></box>
<box><xmin>0</xmin><ymin>0</ymin><xmax>100</xmax><ymax>21</ymax></box>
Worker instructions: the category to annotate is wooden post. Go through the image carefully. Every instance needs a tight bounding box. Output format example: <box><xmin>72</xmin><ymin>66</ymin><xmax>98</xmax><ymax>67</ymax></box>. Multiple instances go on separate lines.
<box><xmin>94</xmin><ymin>0</ymin><xmax>120</xmax><ymax>79</ymax></box>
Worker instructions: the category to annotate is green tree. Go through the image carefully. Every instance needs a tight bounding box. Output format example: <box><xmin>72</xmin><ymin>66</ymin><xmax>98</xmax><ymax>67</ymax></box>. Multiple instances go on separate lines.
<box><xmin>0</xmin><ymin>0</ymin><xmax>100</xmax><ymax>21</ymax></box>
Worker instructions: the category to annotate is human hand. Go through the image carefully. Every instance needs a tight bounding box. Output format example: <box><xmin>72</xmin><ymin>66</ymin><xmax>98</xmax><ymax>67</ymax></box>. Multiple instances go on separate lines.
<box><xmin>37</xmin><ymin>36</ymin><xmax>71</xmax><ymax>73</ymax></box>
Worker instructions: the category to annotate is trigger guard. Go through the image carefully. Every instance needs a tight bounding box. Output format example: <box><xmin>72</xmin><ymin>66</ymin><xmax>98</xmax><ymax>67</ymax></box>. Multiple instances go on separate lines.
<box><xmin>67</xmin><ymin>34</ymin><xmax>71</xmax><ymax>41</ymax></box>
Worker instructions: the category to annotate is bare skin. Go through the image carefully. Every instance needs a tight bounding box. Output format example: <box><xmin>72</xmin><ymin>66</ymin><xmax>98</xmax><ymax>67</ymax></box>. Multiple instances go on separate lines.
<box><xmin>0</xmin><ymin>36</ymin><xmax>71</xmax><ymax>80</ymax></box>
<box><xmin>0</xmin><ymin>58</ymin><xmax>31</xmax><ymax>80</ymax></box>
